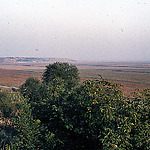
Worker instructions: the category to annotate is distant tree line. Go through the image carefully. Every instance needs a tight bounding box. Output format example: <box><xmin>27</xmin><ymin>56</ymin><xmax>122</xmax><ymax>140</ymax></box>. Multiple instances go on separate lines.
<box><xmin>0</xmin><ymin>62</ymin><xmax>150</xmax><ymax>149</ymax></box>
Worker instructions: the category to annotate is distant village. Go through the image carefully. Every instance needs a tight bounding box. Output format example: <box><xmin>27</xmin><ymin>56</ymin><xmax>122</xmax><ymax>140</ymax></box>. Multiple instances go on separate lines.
<box><xmin>0</xmin><ymin>57</ymin><xmax>76</xmax><ymax>64</ymax></box>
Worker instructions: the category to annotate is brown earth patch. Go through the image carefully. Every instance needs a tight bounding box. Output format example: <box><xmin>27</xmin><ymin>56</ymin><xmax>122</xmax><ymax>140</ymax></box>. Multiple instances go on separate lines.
<box><xmin>115</xmin><ymin>81</ymin><xmax>150</xmax><ymax>96</ymax></box>
<box><xmin>0</xmin><ymin>69</ymin><xmax>42</xmax><ymax>87</ymax></box>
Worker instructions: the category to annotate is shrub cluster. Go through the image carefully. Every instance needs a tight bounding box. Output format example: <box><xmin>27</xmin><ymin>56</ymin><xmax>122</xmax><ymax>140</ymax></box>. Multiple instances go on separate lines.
<box><xmin>0</xmin><ymin>62</ymin><xmax>149</xmax><ymax>150</ymax></box>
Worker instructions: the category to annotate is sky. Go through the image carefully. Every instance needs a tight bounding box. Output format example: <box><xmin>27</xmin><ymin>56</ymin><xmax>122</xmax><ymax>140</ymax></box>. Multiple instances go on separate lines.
<box><xmin>0</xmin><ymin>0</ymin><xmax>150</xmax><ymax>62</ymax></box>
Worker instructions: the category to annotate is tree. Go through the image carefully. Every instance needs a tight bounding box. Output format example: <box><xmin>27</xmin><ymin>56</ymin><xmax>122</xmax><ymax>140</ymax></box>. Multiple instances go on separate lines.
<box><xmin>0</xmin><ymin>90</ymin><xmax>17</xmax><ymax>149</ymax></box>
<box><xmin>0</xmin><ymin>90</ymin><xmax>56</xmax><ymax>149</ymax></box>
<box><xmin>12</xmin><ymin>97</ymin><xmax>56</xmax><ymax>149</ymax></box>
<box><xmin>14</xmin><ymin>63</ymin><xmax>150</xmax><ymax>149</ymax></box>
<box><xmin>42</xmin><ymin>62</ymin><xmax>80</xmax><ymax>89</ymax></box>
<box><xmin>20</xmin><ymin>77</ymin><xmax>41</xmax><ymax>100</ymax></box>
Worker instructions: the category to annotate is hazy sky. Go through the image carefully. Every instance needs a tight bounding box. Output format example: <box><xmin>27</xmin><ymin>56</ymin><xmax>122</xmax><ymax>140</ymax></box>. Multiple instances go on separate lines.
<box><xmin>0</xmin><ymin>0</ymin><xmax>150</xmax><ymax>61</ymax></box>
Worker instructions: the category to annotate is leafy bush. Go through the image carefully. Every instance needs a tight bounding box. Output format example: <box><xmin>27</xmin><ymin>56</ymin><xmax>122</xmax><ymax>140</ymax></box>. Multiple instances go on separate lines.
<box><xmin>0</xmin><ymin>90</ymin><xmax>23</xmax><ymax>149</ymax></box>
<box><xmin>0</xmin><ymin>90</ymin><xmax>56</xmax><ymax>149</ymax></box>
<box><xmin>42</xmin><ymin>62</ymin><xmax>80</xmax><ymax>89</ymax></box>
<box><xmin>12</xmin><ymin>98</ymin><xmax>56</xmax><ymax>149</ymax></box>
<box><xmin>23</xmin><ymin>77</ymin><xmax>150</xmax><ymax>149</ymax></box>
<box><xmin>19</xmin><ymin>76</ymin><xmax>41</xmax><ymax>100</ymax></box>
<box><xmin>1</xmin><ymin>62</ymin><xmax>149</xmax><ymax>149</ymax></box>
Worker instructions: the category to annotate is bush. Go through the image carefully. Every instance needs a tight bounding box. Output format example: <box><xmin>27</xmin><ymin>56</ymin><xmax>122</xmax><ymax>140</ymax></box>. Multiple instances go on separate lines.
<box><xmin>0</xmin><ymin>91</ymin><xmax>24</xmax><ymax>149</ymax></box>
<box><xmin>12</xmin><ymin>98</ymin><xmax>56</xmax><ymax>149</ymax></box>
<box><xmin>42</xmin><ymin>62</ymin><xmax>80</xmax><ymax>89</ymax></box>
<box><xmin>2</xmin><ymin>63</ymin><xmax>149</xmax><ymax>149</ymax></box>
<box><xmin>19</xmin><ymin>76</ymin><xmax>41</xmax><ymax>100</ymax></box>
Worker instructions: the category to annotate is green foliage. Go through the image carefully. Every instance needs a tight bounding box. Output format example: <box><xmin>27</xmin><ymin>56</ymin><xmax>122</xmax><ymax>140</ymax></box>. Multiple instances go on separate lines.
<box><xmin>0</xmin><ymin>90</ymin><xmax>24</xmax><ymax>149</ymax></box>
<box><xmin>42</xmin><ymin>62</ymin><xmax>80</xmax><ymax>89</ymax></box>
<box><xmin>19</xmin><ymin>76</ymin><xmax>41</xmax><ymax>99</ymax></box>
<box><xmin>12</xmin><ymin>98</ymin><xmax>56</xmax><ymax>149</ymax></box>
<box><xmin>0</xmin><ymin>91</ymin><xmax>15</xmax><ymax>119</ymax></box>
<box><xmin>28</xmin><ymin>77</ymin><xmax>150</xmax><ymax>149</ymax></box>
<box><xmin>30</xmin><ymin>77</ymin><xmax>70</xmax><ymax>149</ymax></box>
<box><xmin>1</xmin><ymin>63</ymin><xmax>150</xmax><ymax>149</ymax></box>
<box><xmin>0</xmin><ymin>90</ymin><xmax>24</xmax><ymax>123</ymax></box>
<box><xmin>64</xmin><ymin>79</ymin><xmax>124</xmax><ymax>149</ymax></box>
<box><xmin>99</xmin><ymin>89</ymin><xmax>150</xmax><ymax>150</ymax></box>
<box><xmin>0</xmin><ymin>90</ymin><xmax>56</xmax><ymax>149</ymax></box>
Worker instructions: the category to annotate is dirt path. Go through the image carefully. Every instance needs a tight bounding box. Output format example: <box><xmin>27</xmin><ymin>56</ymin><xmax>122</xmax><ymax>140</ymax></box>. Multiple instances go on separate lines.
<box><xmin>0</xmin><ymin>85</ymin><xmax>18</xmax><ymax>90</ymax></box>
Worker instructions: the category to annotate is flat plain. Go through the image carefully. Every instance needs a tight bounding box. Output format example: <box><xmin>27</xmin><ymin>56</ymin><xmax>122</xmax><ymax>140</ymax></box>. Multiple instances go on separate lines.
<box><xmin>0</xmin><ymin>61</ymin><xmax>150</xmax><ymax>95</ymax></box>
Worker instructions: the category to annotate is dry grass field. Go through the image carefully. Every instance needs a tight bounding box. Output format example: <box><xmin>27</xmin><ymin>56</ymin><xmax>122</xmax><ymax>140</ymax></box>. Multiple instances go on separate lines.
<box><xmin>0</xmin><ymin>69</ymin><xmax>42</xmax><ymax>87</ymax></box>
<box><xmin>78</xmin><ymin>62</ymin><xmax>150</xmax><ymax>95</ymax></box>
<box><xmin>0</xmin><ymin>63</ymin><xmax>44</xmax><ymax>89</ymax></box>
<box><xmin>0</xmin><ymin>61</ymin><xmax>150</xmax><ymax>96</ymax></box>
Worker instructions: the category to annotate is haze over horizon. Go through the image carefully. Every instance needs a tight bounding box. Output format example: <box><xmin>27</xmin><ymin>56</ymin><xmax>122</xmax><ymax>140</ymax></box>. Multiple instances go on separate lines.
<box><xmin>0</xmin><ymin>0</ymin><xmax>150</xmax><ymax>62</ymax></box>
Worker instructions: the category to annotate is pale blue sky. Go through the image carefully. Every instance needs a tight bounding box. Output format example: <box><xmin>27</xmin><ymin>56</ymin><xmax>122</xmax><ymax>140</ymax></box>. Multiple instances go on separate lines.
<box><xmin>0</xmin><ymin>0</ymin><xmax>150</xmax><ymax>61</ymax></box>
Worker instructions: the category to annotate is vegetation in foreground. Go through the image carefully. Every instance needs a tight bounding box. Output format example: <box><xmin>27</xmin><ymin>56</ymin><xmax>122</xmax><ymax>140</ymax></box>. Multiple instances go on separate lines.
<box><xmin>0</xmin><ymin>62</ymin><xmax>150</xmax><ymax>150</ymax></box>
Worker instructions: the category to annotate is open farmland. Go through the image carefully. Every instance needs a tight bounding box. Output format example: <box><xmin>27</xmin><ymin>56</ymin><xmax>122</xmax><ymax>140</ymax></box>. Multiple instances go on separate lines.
<box><xmin>0</xmin><ymin>61</ymin><xmax>150</xmax><ymax>95</ymax></box>
<box><xmin>0</xmin><ymin>69</ymin><xmax>42</xmax><ymax>88</ymax></box>
<box><xmin>78</xmin><ymin>62</ymin><xmax>150</xmax><ymax>95</ymax></box>
<box><xmin>0</xmin><ymin>63</ymin><xmax>44</xmax><ymax>88</ymax></box>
